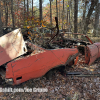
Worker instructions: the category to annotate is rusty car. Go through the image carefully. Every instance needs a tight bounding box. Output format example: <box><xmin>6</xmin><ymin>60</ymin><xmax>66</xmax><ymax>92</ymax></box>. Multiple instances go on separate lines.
<box><xmin>0</xmin><ymin>28</ymin><xmax>78</xmax><ymax>85</ymax></box>
<box><xmin>0</xmin><ymin>17</ymin><xmax>100</xmax><ymax>85</ymax></box>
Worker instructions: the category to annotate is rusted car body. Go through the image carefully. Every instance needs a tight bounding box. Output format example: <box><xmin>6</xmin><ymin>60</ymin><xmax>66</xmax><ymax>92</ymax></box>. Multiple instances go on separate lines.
<box><xmin>0</xmin><ymin>26</ymin><xmax>100</xmax><ymax>85</ymax></box>
<box><xmin>67</xmin><ymin>33</ymin><xmax>100</xmax><ymax>66</ymax></box>
<box><xmin>6</xmin><ymin>41</ymin><xmax>78</xmax><ymax>85</ymax></box>
<box><xmin>0</xmin><ymin>28</ymin><xmax>78</xmax><ymax>85</ymax></box>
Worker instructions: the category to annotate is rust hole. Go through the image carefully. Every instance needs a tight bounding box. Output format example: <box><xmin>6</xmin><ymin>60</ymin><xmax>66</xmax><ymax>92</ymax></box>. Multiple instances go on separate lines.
<box><xmin>16</xmin><ymin>76</ymin><xmax>22</xmax><ymax>80</ymax></box>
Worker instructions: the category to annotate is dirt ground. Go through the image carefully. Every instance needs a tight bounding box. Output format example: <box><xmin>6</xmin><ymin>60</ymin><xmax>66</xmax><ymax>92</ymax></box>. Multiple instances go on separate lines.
<box><xmin>0</xmin><ymin>57</ymin><xmax>100</xmax><ymax>100</ymax></box>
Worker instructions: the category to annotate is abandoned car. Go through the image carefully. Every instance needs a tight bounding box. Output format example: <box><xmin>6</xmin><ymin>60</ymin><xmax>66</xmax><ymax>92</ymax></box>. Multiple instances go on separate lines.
<box><xmin>0</xmin><ymin>18</ymin><xmax>100</xmax><ymax>85</ymax></box>
<box><xmin>0</xmin><ymin>28</ymin><xmax>78</xmax><ymax>85</ymax></box>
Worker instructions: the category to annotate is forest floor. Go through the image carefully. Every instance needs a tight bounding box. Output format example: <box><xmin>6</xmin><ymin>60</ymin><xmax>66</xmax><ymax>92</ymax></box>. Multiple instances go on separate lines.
<box><xmin>0</xmin><ymin>57</ymin><xmax>100</xmax><ymax>100</ymax></box>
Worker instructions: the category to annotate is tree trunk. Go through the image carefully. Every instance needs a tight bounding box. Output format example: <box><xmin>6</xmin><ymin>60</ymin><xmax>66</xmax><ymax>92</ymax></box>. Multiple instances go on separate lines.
<box><xmin>62</xmin><ymin>0</ymin><xmax>64</xmax><ymax>30</ymax></box>
<box><xmin>50</xmin><ymin>0</ymin><xmax>52</xmax><ymax>26</ymax></box>
<box><xmin>81</xmin><ymin>0</ymin><xmax>87</xmax><ymax>34</ymax></box>
<box><xmin>4</xmin><ymin>1</ymin><xmax>8</xmax><ymax>27</ymax></box>
<box><xmin>69</xmin><ymin>1</ymin><xmax>71</xmax><ymax>32</ymax></box>
<box><xmin>27</xmin><ymin>0</ymin><xmax>29</xmax><ymax>17</ymax></box>
<box><xmin>74</xmin><ymin>0</ymin><xmax>78</xmax><ymax>34</ymax></box>
<box><xmin>56</xmin><ymin>0</ymin><xmax>58</xmax><ymax>18</ymax></box>
<box><xmin>83</xmin><ymin>0</ymin><xmax>98</xmax><ymax>34</ymax></box>
<box><xmin>6</xmin><ymin>6</ymin><xmax>8</xmax><ymax>27</ymax></box>
<box><xmin>0</xmin><ymin>2</ymin><xmax>3</xmax><ymax>36</ymax></box>
<box><xmin>39</xmin><ymin>0</ymin><xmax>42</xmax><ymax>24</ymax></box>
<box><xmin>94</xmin><ymin>0</ymin><xmax>99</xmax><ymax>36</ymax></box>
<box><xmin>24</xmin><ymin>0</ymin><xmax>26</xmax><ymax>21</ymax></box>
<box><xmin>11</xmin><ymin>0</ymin><xmax>15</xmax><ymax>28</ymax></box>
<box><xmin>32</xmin><ymin>0</ymin><xmax>33</xmax><ymax>17</ymax></box>
<box><xmin>67</xmin><ymin>1</ymin><xmax>71</xmax><ymax>32</ymax></box>
<box><xmin>59</xmin><ymin>0</ymin><xmax>60</xmax><ymax>26</ymax></box>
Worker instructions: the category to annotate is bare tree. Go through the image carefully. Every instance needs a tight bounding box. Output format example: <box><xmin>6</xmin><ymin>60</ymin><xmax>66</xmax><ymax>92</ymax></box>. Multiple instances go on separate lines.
<box><xmin>0</xmin><ymin>1</ymin><xmax>3</xmax><ymax>36</ymax></box>
<box><xmin>11</xmin><ymin>0</ymin><xmax>15</xmax><ymax>28</ymax></box>
<box><xmin>32</xmin><ymin>0</ymin><xmax>33</xmax><ymax>16</ymax></box>
<box><xmin>83</xmin><ymin>0</ymin><xmax>98</xmax><ymax>34</ymax></box>
<box><xmin>50</xmin><ymin>0</ymin><xmax>52</xmax><ymax>26</ymax></box>
<box><xmin>24</xmin><ymin>0</ymin><xmax>26</xmax><ymax>21</ymax></box>
<box><xmin>17</xmin><ymin>0</ymin><xmax>19</xmax><ymax>26</ymax></box>
<box><xmin>94</xmin><ymin>0</ymin><xmax>100</xmax><ymax>36</ymax></box>
<box><xmin>74</xmin><ymin>0</ymin><xmax>78</xmax><ymax>33</ymax></box>
<box><xmin>27</xmin><ymin>0</ymin><xmax>29</xmax><ymax>15</ymax></box>
<box><xmin>81</xmin><ymin>0</ymin><xmax>87</xmax><ymax>34</ymax></box>
<box><xmin>39</xmin><ymin>0</ymin><xmax>42</xmax><ymax>23</ymax></box>
<box><xmin>62</xmin><ymin>0</ymin><xmax>64</xmax><ymax>30</ymax></box>
<box><xmin>59</xmin><ymin>0</ymin><xmax>60</xmax><ymax>26</ymax></box>
<box><xmin>4</xmin><ymin>0</ymin><xmax>8</xmax><ymax>27</ymax></box>
<box><xmin>56</xmin><ymin>0</ymin><xmax>58</xmax><ymax>18</ymax></box>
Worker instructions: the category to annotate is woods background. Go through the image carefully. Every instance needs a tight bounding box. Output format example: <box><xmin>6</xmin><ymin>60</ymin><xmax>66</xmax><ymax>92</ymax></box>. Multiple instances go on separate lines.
<box><xmin>0</xmin><ymin>0</ymin><xmax>100</xmax><ymax>41</ymax></box>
